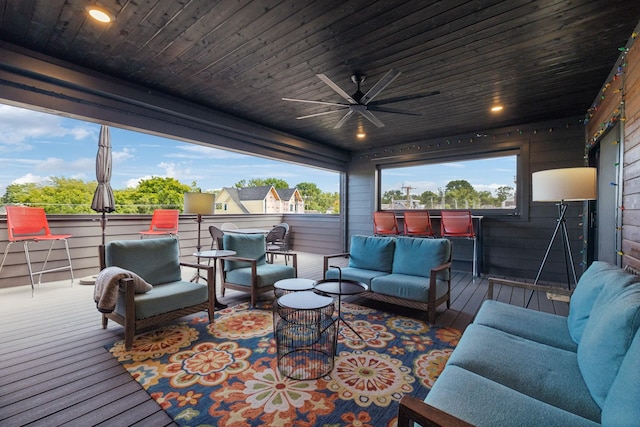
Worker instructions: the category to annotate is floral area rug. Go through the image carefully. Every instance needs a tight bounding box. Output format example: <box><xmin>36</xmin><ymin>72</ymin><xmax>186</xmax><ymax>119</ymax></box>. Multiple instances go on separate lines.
<box><xmin>107</xmin><ymin>301</ymin><xmax>461</xmax><ymax>427</ymax></box>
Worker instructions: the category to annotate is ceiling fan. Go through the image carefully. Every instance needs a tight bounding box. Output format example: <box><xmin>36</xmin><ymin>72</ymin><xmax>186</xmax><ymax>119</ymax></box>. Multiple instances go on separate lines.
<box><xmin>282</xmin><ymin>69</ymin><xmax>439</xmax><ymax>129</ymax></box>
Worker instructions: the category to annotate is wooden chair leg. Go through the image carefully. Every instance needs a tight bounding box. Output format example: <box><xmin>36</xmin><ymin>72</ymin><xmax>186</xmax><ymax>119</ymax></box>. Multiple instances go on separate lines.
<box><xmin>102</xmin><ymin>315</ymin><xmax>108</xmax><ymax>329</ymax></box>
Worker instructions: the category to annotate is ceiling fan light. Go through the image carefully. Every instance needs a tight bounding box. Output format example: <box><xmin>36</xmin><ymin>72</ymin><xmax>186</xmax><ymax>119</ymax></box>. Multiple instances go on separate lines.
<box><xmin>491</xmin><ymin>105</ymin><xmax>504</xmax><ymax>112</ymax></box>
<box><xmin>357</xmin><ymin>132</ymin><xmax>366</xmax><ymax>138</ymax></box>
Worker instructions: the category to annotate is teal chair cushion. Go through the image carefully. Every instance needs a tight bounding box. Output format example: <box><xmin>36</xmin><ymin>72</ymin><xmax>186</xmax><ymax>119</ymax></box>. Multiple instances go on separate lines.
<box><xmin>225</xmin><ymin>263</ymin><xmax>295</xmax><ymax>288</ymax></box>
<box><xmin>105</xmin><ymin>238</ymin><xmax>181</xmax><ymax>285</ymax></box>
<box><xmin>474</xmin><ymin>300</ymin><xmax>577</xmax><ymax>352</ymax></box>
<box><xmin>347</xmin><ymin>235</ymin><xmax>395</xmax><ymax>273</ymax></box>
<box><xmin>115</xmin><ymin>281</ymin><xmax>209</xmax><ymax>319</ymax></box>
<box><xmin>601</xmin><ymin>328</ymin><xmax>640</xmax><ymax>425</ymax></box>
<box><xmin>391</xmin><ymin>237</ymin><xmax>450</xmax><ymax>279</ymax></box>
<box><xmin>577</xmin><ymin>283</ymin><xmax>640</xmax><ymax>407</ymax></box>
<box><xmin>447</xmin><ymin>324</ymin><xmax>601</xmax><ymax>422</ymax></box>
<box><xmin>223</xmin><ymin>233</ymin><xmax>267</xmax><ymax>271</ymax></box>
<box><xmin>370</xmin><ymin>273</ymin><xmax>449</xmax><ymax>302</ymax></box>
<box><xmin>568</xmin><ymin>261</ymin><xmax>639</xmax><ymax>343</ymax></box>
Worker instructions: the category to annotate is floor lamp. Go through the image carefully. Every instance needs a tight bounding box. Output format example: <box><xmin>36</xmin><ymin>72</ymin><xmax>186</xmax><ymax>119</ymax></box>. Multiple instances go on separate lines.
<box><xmin>184</xmin><ymin>192</ymin><xmax>215</xmax><ymax>282</ymax></box>
<box><xmin>530</xmin><ymin>167</ymin><xmax>597</xmax><ymax>303</ymax></box>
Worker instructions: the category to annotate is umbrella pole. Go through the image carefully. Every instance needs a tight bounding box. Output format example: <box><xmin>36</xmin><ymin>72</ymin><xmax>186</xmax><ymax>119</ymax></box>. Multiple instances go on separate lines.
<box><xmin>101</xmin><ymin>212</ymin><xmax>106</xmax><ymax>246</ymax></box>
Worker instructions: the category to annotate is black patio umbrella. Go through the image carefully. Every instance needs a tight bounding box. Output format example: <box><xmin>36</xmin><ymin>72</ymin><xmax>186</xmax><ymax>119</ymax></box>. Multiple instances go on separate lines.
<box><xmin>91</xmin><ymin>125</ymin><xmax>115</xmax><ymax>246</ymax></box>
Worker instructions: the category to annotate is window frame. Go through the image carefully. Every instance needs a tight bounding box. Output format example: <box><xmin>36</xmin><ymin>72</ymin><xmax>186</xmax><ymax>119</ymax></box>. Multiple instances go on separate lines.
<box><xmin>375</xmin><ymin>147</ymin><xmax>527</xmax><ymax>219</ymax></box>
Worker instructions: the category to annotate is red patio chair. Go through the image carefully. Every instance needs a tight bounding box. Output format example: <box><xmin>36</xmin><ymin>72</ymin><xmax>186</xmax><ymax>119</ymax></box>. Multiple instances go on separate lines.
<box><xmin>0</xmin><ymin>206</ymin><xmax>74</xmax><ymax>295</ymax></box>
<box><xmin>138</xmin><ymin>209</ymin><xmax>179</xmax><ymax>239</ymax></box>
<box><xmin>403</xmin><ymin>211</ymin><xmax>436</xmax><ymax>237</ymax></box>
<box><xmin>373</xmin><ymin>211</ymin><xmax>400</xmax><ymax>236</ymax></box>
<box><xmin>440</xmin><ymin>210</ymin><xmax>477</xmax><ymax>276</ymax></box>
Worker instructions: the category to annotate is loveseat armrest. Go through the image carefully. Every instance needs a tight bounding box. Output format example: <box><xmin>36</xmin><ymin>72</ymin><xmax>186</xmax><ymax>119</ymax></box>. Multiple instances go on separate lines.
<box><xmin>268</xmin><ymin>250</ymin><xmax>298</xmax><ymax>270</ymax></box>
<box><xmin>398</xmin><ymin>396</ymin><xmax>474</xmax><ymax>427</ymax></box>
<box><xmin>323</xmin><ymin>252</ymin><xmax>350</xmax><ymax>279</ymax></box>
<box><xmin>431</xmin><ymin>260</ymin><xmax>452</xmax><ymax>275</ymax></box>
<box><xmin>487</xmin><ymin>277</ymin><xmax>573</xmax><ymax>300</ymax></box>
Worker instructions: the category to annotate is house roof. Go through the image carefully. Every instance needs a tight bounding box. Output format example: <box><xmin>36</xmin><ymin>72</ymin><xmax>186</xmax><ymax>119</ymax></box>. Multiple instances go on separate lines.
<box><xmin>1</xmin><ymin>1</ymin><xmax>639</xmax><ymax>154</ymax></box>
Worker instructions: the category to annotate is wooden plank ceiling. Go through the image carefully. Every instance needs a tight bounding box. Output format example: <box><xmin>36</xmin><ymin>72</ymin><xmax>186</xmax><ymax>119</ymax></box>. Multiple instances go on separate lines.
<box><xmin>1</xmin><ymin>0</ymin><xmax>639</xmax><ymax>153</ymax></box>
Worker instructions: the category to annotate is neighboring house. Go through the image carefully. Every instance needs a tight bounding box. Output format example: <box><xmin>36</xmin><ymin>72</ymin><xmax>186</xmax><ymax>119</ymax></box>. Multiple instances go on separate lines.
<box><xmin>215</xmin><ymin>186</ymin><xmax>305</xmax><ymax>214</ymax></box>
<box><xmin>277</xmin><ymin>188</ymin><xmax>305</xmax><ymax>213</ymax></box>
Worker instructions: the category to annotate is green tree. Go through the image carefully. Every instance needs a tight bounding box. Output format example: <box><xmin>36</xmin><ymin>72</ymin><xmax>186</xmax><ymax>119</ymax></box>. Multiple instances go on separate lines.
<box><xmin>382</xmin><ymin>189</ymin><xmax>404</xmax><ymax>204</ymax></box>
<box><xmin>419</xmin><ymin>190</ymin><xmax>439</xmax><ymax>208</ymax></box>
<box><xmin>445</xmin><ymin>180</ymin><xmax>477</xmax><ymax>208</ymax></box>
<box><xmin>235</xmin><ymin>178</ymin><xmax>290</xmax><ymax>189</ymax></box>
<box><xmin>1</xmin><ymin>178</ymin><xmax>96</xmax><ymax>213</ymax></box>
<box><xmin>122</xmin><ymin>176</ymin><xmax>191</xmax><ymax>213</ymax></box>
<box><xmin>496</xmin><ymin>186</ymin><xmax>514</xmax><ymax>203</ymax></box>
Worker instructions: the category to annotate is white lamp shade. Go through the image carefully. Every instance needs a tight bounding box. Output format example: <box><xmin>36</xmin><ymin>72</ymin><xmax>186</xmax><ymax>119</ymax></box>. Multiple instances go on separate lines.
<box><xmin>184</xmin><ymin>192</ymin><xmax>215</xmax><ymax>215</ymax></box>
<box><xmin>532</xmin><ymin>167</ymin><xmax>597</xmax><ymax>202</ymax></box>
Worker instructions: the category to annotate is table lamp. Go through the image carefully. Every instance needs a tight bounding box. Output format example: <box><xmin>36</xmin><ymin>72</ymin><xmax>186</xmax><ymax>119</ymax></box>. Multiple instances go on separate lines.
<box><xmin>184</xmin><ymin>192</ymin><xmax>215</xmax><ymax>254</ymax></box>
<box><xmin>531</xmin><ymin>167</ymin><xmax>597</xmax><ymax>290</ymax></box>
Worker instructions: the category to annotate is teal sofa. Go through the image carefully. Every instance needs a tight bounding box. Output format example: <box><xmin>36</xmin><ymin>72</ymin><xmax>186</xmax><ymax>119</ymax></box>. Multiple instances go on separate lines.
<box><xmin>323</xmin><ymin>235</ymin><xmax>452</xmax><ymax>323</ymax></box>
<box><xmin>398</xmin><ymin>261</ymin><xmax>640</xmax><ymax>427</ymax></box>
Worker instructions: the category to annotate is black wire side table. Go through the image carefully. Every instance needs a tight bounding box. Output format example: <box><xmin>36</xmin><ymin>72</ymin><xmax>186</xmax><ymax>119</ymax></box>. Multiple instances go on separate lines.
<box><xmin>275</xmin><ymin>291</ymin><xmax>336</xmax><ymax>380</ymax></box>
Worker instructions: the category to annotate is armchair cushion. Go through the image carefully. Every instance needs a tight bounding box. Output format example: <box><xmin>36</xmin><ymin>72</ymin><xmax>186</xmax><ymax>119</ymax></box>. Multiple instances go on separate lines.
<box><xmin>577</xmin><ymin>284</ymin><xmax>640</xmax><ymax>407</ymax></box>
<box><xmin>223</xmin><ymin>234</ymin><xmax>267</xmax><ymax>270</ymax></box>
<box><xmin>370</xmin><ymin>273</ymin><xmax>450</xmax><ymax>301</ymax></box>
<box><xmin>391</xmin><ymin>237</ymin><xmax>450</xmax><ymax>279</ymax></box>
<box><xmin>104</xmin><ymin>238</ymin><xmax>181</xmax><ymax>285</ymax></box>
<box><xmin>348</xmin><ymin>235</ymin><xmax>395</xmax><ymax>272</ymax></box>
<box><xmin>225</xmin><ymin>263</ymin><xmax>295</xmax><ymax>288</ymax></box>
<box><xmin>568</xmin><ymin>261</ymin><xmax>639</xmax><ymax>343</ymax></box>
<box><xmin>115</xmin><ymin>281</ymin><xmax>209</xmax><ymax>319</ymax></box>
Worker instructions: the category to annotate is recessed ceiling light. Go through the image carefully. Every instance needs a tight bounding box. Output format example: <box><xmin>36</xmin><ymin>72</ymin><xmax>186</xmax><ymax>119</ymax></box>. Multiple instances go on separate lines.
<box><xmin>357</xmin><ymin>132</ymin><xmax>366</xmax><ymax>139</ymax></box>
<box><xmin>86</xmin><ymin>6</ymin><xmax>114</xmax><ymax>23</ymax></box>
<box><xmin>490</xmin><ymin>105</ymin><xmax>504</xmax><ymax>112</ymax></box>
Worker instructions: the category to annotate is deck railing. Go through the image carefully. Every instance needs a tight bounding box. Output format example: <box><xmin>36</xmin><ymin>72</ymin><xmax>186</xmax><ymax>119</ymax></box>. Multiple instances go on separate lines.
<box><xmin>0</xmin><ymin>213</ymin><xmax>342</xmax><ymax>289</ymax></box>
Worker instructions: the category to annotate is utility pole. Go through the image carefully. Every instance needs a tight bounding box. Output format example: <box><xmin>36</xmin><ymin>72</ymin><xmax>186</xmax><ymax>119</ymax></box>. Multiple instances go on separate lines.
<box><xmin>401</xmin><ymin>184</ymin><xmax>415</xmax><ymax>207</ymax></box>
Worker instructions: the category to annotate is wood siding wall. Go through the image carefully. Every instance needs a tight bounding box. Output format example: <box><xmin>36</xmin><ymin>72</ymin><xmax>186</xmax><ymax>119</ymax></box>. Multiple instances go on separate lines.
<box><xmin>0</xmin><ymin>214</ymin><xmax>341</xmax><ymax>289</ymax></box>
<box><xmin>586</xmin><ymin>29</ymin><xmax>640</xmax><ymax>271</ymax></box>
<box><xmin>348</xmin><ymin>117</ymin><xmax>586</xmax><ymax>282</ymax></box>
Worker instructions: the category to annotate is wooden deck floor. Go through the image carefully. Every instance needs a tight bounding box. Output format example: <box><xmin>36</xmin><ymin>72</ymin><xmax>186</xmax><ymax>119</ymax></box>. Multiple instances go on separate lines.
<box><xmin>0</xmin><ymin>252</ymin><xmax>568</xmax><ymax>426</ymax></box>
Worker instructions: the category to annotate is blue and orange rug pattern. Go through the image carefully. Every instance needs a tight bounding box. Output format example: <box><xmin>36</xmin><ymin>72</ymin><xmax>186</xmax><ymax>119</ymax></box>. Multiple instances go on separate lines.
<box><xmin>107</xmin><ymin>301</ymin><xmax>460</xmax><ymax>427</ymax></box>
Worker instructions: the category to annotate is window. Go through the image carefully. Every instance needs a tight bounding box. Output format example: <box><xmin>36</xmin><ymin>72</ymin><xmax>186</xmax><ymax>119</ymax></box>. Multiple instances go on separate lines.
<box><xmin>379</xmin><ymin>152</ymin><xmax>519</xmax><ymax>213</ymax></box>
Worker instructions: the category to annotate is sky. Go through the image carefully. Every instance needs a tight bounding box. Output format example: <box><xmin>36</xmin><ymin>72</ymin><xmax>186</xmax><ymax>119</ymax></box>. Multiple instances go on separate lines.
<box><xmin>0</xmin><ymin>104</ymin><xmax>341</xmax><ymax>197</ymax></box>
<box><xmin>381</xmin><ymin>156</ymin><xmax>518</xmax><ymax>196</ymax></box>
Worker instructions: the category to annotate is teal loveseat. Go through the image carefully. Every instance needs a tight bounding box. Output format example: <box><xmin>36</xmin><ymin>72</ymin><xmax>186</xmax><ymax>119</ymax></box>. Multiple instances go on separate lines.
<box><xmin>399</xmin><ymin>261</ymin><xmax>640</xmax><ymax>427</ymax></box>
<box><xmin>323</xmin><ymin>235</ymin><xmax>452</xmax><ymax>323</ymax></box>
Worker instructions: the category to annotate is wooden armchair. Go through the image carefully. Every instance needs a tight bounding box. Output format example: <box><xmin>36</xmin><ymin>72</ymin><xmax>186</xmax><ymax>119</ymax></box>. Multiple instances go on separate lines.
<box><xmin>97</xmin><ymin>238</ymin><xmax>215</xmax><ymax>350</ymax></box>
<box><xmin>221</xmin><ymin>233</ymin><xmax>297</xmax><ymax>306</ymax></box>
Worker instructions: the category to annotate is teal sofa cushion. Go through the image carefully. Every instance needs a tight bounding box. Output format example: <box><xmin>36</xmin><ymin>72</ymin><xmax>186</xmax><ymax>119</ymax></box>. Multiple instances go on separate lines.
<box><xmin>347</xmin><ymin>235</ymin><xmax>395</xmax><ymax>273</ymax></box>
<box><xmin>425</xmin><ymin>365</ymin><xmax>599</xmax><ymax>427</ymax></box>
<box><xmin>391</xmin><ymin>237</ymin><xmax>450</xmax><ymax>279</ymax></box>
<box><xmin>105</xmin><ymin>238</ymin><xmax>181</xmax><ymax>285</ymax></box>
<box><xmin>115</xmin><ymin>280</ymin><xmax>208</xmax><ymax>319</ymax></box>
<box><xmin>577</xmin><ymin>284</ymin><xmax>640</xmax><ymax>407</ymax></box>
<box><xmin>601</xmin><ymin>328</ymin><xmax>640</xmax><ymax>426</ymax></box>
<box><xmin>225</xmin><ymin>263</ymin><xmax>295</xmax><ymax>288</ymax></box>
<box><xmin>474</xmin><ymin>300</ymin><xmax>577</xmax><ymax>352</ymax></box>
<box><xmin>223</xmin><ymin>233</ymin><xmax>267</xmax><ymax>270</ymax></box>
<box><xmin>370</xmin><ymin>273</ymin><xmax>449</xmax><ymax>302</ymax></box>
<box><xmin>568</xmin><ymin>261</ymin><xmax>639</xmax><ymax>343</ymax></box>
<box><xmin>325</xmin><ymin>267</ymin><xmax>387</xmax><ymax>286</ymax></box>
<box><xmin>448</xmin><ymin>324</ymin><xmax>601</xmax><ymax>422</ymax></box>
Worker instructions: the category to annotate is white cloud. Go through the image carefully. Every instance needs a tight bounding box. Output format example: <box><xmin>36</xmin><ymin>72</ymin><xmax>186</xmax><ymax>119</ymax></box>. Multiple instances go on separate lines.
<box><xmin>171</xmin><ymin>144</ymin><xmax>246</xmax><ymax>159</ymax></box>
<box><xmin>0</xmin><ymin>105</ymin><xmax>95</xmax><ymax>148</ymax></box>
<box><xmin>34</xmin><ymin>157</ymin><xmax>94</xmax><ymax>173</ymax></box>
<box><xmin>12</xmin><ymin>173</ymin><xmax>51</xmax><ymax>185</ymax></box>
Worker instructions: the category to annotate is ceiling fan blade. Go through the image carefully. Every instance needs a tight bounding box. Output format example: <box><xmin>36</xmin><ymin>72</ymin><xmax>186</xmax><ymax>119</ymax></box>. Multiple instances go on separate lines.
<box><xmin>296</xmin><ymin>109</ymin><xmax>347</xmax><ymax>120</ymax></box>
<box><xmin>282</xmin><ymin>97</ymin><xmax>348</xmax><ymax>107</ymax></box>
<box><xmin>368</xmin><ymin>91</ymin><xmax>440</xmax><ymax>106</ymax></box>
<box><xmin>368</xmin><ymin>106</ymin><xmax>423</xmax><ymax>116</ymax></box>
<box><xmin>358</xmin><ymin>109</ymin><xmax>385</xmax><ymax>128</ymax></box>
<box><xmin>316</xmin><ymin>74</ymin><xmax>358</xmax><ymax>104</ymax></box>
<box><xmin>333</xmin><ymin>110</ymin><xmax>355</xmax><ymax>129</ymax></box>
<box><xmin>360</xmin><ymin>69</ymin><xmax>401</xmax><ymax>105</ymax></box>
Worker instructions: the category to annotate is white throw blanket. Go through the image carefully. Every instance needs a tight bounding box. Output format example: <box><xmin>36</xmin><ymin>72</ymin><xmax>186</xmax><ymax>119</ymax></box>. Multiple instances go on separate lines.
<box><xmin>94</xmin><ymin>266</ymin><xmax>153</xmax><ymax>313</ymax></box>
